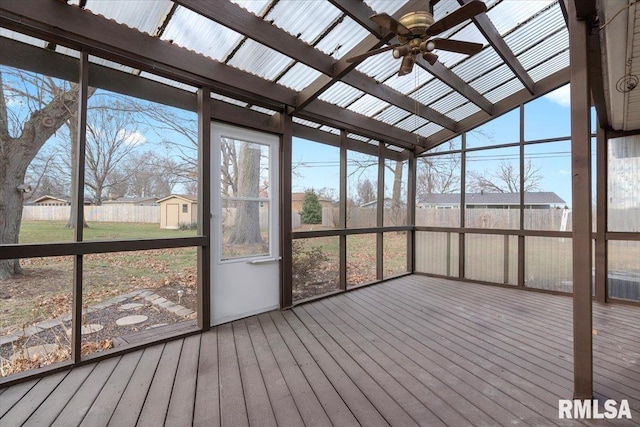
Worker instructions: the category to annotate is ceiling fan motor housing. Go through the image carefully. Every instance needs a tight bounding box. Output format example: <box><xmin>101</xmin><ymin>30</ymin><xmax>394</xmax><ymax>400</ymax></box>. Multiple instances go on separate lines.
<box><xmin>397</xmin><ymin>11</ymin><xmax>435</xmax><ymax>43</ymax></box>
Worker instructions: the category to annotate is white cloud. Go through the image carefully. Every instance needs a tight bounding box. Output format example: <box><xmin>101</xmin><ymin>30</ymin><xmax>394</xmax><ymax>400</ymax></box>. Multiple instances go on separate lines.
<box><xmin>558</xmin><ymin>169</ymin><xmax>570</xmax><ymax>175</ymax></box>
<box><xmin>117</xmin><ymin>129</ymin><xmax>146</xmax><ymax>146</ymax></box>
<box><xmin>544</xmin><ymin>85</ymin><xmax>571</xmax><ymax>108</ymax></box>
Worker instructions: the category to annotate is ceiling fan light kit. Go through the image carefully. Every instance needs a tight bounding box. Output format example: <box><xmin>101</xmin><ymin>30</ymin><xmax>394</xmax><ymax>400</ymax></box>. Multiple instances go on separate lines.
<box><xmin>347</xmin><ymin>0</ymin><xmax>488</xmax><ymax>76</ymax></box>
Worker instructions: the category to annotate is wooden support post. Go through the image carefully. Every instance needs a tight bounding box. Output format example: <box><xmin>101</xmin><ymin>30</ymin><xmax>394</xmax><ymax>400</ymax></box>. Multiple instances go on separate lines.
<box><xmin>197</xmin><ymin>87</ymin><xmax>211</xmax><ymax>330</ymax></box>
<box><xmin>72</xmin><ymin>50</ymin><xmax>89</xmax><ymax>362</ymax></box>
<box><xmin>281</xmin><ymin>113</ymin><xmax>294</xmax><ymax>308</ymax></box>
<box><xmin>568</xmin><ymin>0</ymin><xmax>593</xmax><ymax>399</ymax></box>
<box><xmin>595</xmin><ymin>125</ymin><xmax>607</xmax><ymax>303</ymax></box>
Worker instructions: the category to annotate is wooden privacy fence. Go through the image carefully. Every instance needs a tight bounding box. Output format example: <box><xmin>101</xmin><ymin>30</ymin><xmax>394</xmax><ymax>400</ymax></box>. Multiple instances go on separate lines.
<box><xmin>416</xmin><ymin>208</ymin><xmax>573</xmax><ymax>230</ymax></box>
<box><xmin>22</xmin><ymin>205</ymin><xmax>161</xmax><ymax>223</ymax></box>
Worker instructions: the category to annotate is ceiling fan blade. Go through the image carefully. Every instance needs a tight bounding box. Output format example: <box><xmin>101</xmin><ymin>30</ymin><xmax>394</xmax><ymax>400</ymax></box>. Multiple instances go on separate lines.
<box><xmin>426</xmin><ymin>0</ymin><xmax>487</xmax><ymax>36</ymax></box>
<box><xmin>370</xmin><ymin>13</ymin><xmax>413</xmax><ymax>37</ymax></box>
<box><xmin>432</xmin><ymin>39</ymin><xmax>483</xmax><ymax>56</ymax></box>
<box><xmin>346</xmin><ymin>44</ymin><xmax>399</xmax><ymax>63</ymax></box>
<box><xmin>422</xmin><ymin>52</ymin><xmax>439</xmax><ymax>65</ymax></box>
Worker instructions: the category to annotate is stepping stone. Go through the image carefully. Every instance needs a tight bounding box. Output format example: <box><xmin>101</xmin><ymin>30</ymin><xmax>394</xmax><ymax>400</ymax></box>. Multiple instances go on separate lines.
<box><xmin>11</xmin><ymin>343</ymin><xmax>61</xmax><ymax>362</ymax></box>
<box><xmin>66</xmin><ymin>324</ymin><xmax>104</xmax><ymax>335</ymax></box>
<box><xmin>116</xmin><ymin>315</ymin><xmax>148</xmax><ymax>326</ymax></box>
<box><xmin>118</xmin><ymin>303</ymin><xmax>144</xmax><ymax>311</ymax></box>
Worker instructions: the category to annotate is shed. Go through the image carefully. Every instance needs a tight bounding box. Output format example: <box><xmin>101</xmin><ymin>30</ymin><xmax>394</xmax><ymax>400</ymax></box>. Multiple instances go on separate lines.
<box><xmin>157</xmin><ymin>195</ymin><xmax>198</xmax><ymax>229</ymax></box>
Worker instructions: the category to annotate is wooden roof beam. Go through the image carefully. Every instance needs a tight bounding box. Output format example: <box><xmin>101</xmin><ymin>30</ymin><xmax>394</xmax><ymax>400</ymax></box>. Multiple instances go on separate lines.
<box><xmin>177</xmin><ymin>0</ymin><xmax>456</xmax><ymax>132</ymax></box>
<box><xmin>458</xmin><ymin>0</ymin><xmax>535</xmax><ymax>95</ymax></box>
<box><xmin>420</xmin><ymin>66</ymin><xmax>570</xmax><ymax>153</ymax></box>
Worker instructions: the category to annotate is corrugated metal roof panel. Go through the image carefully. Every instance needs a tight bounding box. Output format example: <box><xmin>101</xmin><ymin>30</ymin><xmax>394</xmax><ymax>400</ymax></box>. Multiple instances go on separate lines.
<box><xmin>266</xmin><ymin>0</ymin><xmax>341</xmax><ymax>45</ymax></box>
<box><xmin>517</xmin><ymin>29</ymin><xmax>568</xmax><ymax>70</ymax></box>
<box><xmin>139</xmin><ymin>71</ymin><xmax>198</xmax><ymax>93</ymax></box>
<box><xmin>469</xmin><ymin>63</ymin><xmax>515</xmax><ymax>94</ymax></box>
<box><xmin>396</xmin><ymin>115</ymin><xmax>430</xmax><ymax>131</ymax></box>
<box><xmin>277</xmin><ymin>63</ymin><xmax>324</xmax><ymax>91</ymax></box>
<box><xmin>416</xmin><ymin>122</ymin><xmax>445</xmax><ymax>138</ymax></box>
<box><xmin>250</xmin><ymin>105</ymin><xmax>277</xmax><ymax>115</ymax></box>
<box><xmin>504</xmin><ymin>3</ymin><xmax>564</xmax><ymax>56</ymax></box>
<box><xmin>356</xmin><ymin>52</ymin><xmax>402</xmax><ymax>82</ymax></box>
<box><xmin>211</xmin><ymin>92</ymin><xmax>248</xmax><ymax>108</ymax></box>
<box><xmin>83</xmin><ymin>0</ymin><xmax>172</xmax><ymax>35</ymax></box>
<box><xmin>430</xmin><ymin>91</ymin><xmax>467</xmax><ymax>114</ymax></box>
<box><xmin>319</xmin><ymin>125</ymin><xmax>341</xmax><ymax>135</ymax></box>
<box><xmin>229</xmin><ymin>0</ymin><xmax>272</xmax><ymax>17</ymax></box>
<box><xmin>162</xmin><ymin>6</ymin><xmax>242</xmax><ymax>62</ymax></box>
<box><xmin>374</xmin><ymin>106</ymin><xmax>411</xmax><ymax>124</ymax></box>
<box><xmin>88</xmin><ymin>54</ymin><xmax>137</xmax><ymax>74</ymax></box>
<box><xmin>227</xmin><ymin>38</ymin><xmax>293</xmax><ymax>81</ymax></box>
<box><xmin>318</xmin><ymin>82</ymin><xmax>364</xmax><ymax>107</ymax></box>
<box><xmin>452</xmin><ymin>46</ymin><xmax>503</xmax><ymax>82</ymax></box>
<box><xmin>486</xmin><ymin>0</ymin><xmax>555</xmax><ymax>36</ymax></box>
<box><xmin>446</xmin><ymin>102</ymin><xmax>481</xmax><ymax>122</ymax></box>
<box><xmin>315</xmin><ymin>16</ymin><xmax>371</xmax><ymax>59</ymax></box>
<box><xmin>293</xmin><ymin>117</ymin><xmax>322</xmax><ymax>128</ymax></box>
<box><xmin>411</xmin><ymin>79</ymin><xmax>452</xmax><ymax>105</ymax></box>
<box><xmin>527</xmin><ymin>49</ymin><xmax>569</xmax><ymax>82</ymax></box>
<box><xmin>347</xmin><ymin>94</ymin><xmax>390</xmax><ymax>117</ymax></box>
<box><xmin>364</xmin><ymin>0</ymin><xmax>408</xmax><ymax>15</ymax></box>
<box><xmin>484</xmin><ymin>78</ymin><xmax>526</xmax><ymax>103</ymax></box>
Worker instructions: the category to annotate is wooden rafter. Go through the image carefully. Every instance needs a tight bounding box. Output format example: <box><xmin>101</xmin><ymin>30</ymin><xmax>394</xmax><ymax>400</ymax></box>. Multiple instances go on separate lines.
<box><xmin>458</xmin><ymin>0</ymin><xmax>535</xmax><ymax>94</ymax></box>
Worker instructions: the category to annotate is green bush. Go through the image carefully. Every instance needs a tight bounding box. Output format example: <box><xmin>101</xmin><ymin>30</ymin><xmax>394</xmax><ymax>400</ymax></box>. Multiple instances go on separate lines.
<box><xmin>300</xmin><ymin>189</ymin><xmax>322</xmax><ymax>224</ymax></box>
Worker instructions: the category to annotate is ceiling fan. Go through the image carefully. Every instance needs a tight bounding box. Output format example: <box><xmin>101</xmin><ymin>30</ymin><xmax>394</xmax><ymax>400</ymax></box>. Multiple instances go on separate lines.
<box><xmin>347</xmin><ymin>1</ymin><xmax>488</xmax><ymax>76</ymax></box>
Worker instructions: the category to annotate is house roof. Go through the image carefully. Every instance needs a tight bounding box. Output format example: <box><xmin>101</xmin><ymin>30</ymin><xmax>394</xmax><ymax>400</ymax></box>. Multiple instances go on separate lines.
<box><xmin>418</xmin><ymin>191</ymin><xmax>566</xmax><ymax>205</ymax></box>
<box><xmin>156</xmin><ymin>194</ymin><xmax>198</xmax><ymax>204</ymax></box>
<box><xmin>103</xmin><ymin>196</ymin><xmax>159</xmax><ymax>204</ymax></box>
<box><xmin>32</xmin><ymin>195</ymin><xmax>69</xmax><ymax>204</ymax></box>
<box><xmin>291</xmin><ymin>192</ymin><xmax>333</xmax><ymax>203</ymax></box>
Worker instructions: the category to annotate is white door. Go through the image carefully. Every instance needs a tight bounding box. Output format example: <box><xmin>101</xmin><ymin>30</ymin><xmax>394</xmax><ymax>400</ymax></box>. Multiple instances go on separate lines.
<box><xmin>211</xmin><ymin>123</ymin><xmax>280</xmax><ymax>326</ymax></box>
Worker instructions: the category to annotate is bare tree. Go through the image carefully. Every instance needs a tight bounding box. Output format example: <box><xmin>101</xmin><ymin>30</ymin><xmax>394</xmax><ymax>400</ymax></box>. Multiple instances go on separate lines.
<box><xmin>417</xmin><ymin>154</ymin><xmax>461</xmax><ymax>196</ymax></box>
<box><xmin>227</xmin><ymin>142</ymin><xmax>262</xmax><ymax>245</ymax></box>
<box><xmin>468</xmin><ymin>159</ymin><xmax>542</xmax><ymax>193</ymax></box>
<box><xmin>0</xmin><ymin>67</ymin><xmax>83</xmax><ymax>279</ymax></box>
<box><xmin>356</xmin><ymin>178</ymin><xmax>376</xmax><ymax>205</ymax></box>
<box><xmin>78</xmin><ymin>105</ymin><xmax>142</xmax><ymax>204</ymax></box>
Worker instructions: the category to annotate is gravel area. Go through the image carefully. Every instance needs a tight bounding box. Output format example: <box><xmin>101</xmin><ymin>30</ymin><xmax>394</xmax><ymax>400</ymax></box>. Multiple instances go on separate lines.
<box><xmin>0</xmin><ymin>290</ymin><xmax>196</xmax><ymax>362</ymax></box>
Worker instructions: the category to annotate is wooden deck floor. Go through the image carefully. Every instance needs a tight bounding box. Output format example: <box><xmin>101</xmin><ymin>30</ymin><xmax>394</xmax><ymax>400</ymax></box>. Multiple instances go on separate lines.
<box><xmin>1</xmin><ymin>276</ymin><xmax>639</xmax><ymax>426</ymax></box>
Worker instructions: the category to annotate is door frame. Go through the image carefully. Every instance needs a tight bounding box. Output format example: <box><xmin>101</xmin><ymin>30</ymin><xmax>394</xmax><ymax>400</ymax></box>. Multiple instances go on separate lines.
<box><xmin>210</xmin><ymin>122</ymin><xmax>281</xmax><ymax>325</ymax></box>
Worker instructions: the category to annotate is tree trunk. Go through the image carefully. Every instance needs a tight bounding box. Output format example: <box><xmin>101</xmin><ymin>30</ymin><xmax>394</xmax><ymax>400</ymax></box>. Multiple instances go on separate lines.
<box><xmin>65</xmin><ymin>114</ymin><xmax>89</xmax><ymax>228</ymax></box>
<box><xmin>0</xmin><ymin>157</ymin><xmax>27</xmax><ymax>280</ymax></box>
<box><xmin>0</xmin><ymin>69</ymin><xmax>83</xmax><ymax>279</ymax></box>
<box><xmin>227</xmin><ymin>143</ymin><xmax>262</xmax><ymax>245</ymax></box>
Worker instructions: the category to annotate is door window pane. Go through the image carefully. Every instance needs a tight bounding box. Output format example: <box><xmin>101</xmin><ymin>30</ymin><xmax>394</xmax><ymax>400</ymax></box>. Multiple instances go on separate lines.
<box><xmin>220</xmin><ymin>139</ymin><xmax>271</xmax><ymax>260</ymax></box>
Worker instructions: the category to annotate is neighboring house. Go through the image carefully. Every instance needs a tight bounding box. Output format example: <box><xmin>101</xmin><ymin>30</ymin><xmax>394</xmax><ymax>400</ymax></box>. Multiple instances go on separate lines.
<box><xmin>31</xmin><ymin>195</ymin><xmax>94</xmax><ymax>206</ymax></box>
<box><xmin>291</xmin><ymin>192</ymin><xmax>334</xmax><ymax>213</ymax></box>
<box><xmin>157</xmin><ymin>194</ymin><xmax>198</xmax><ymax>229</ymax></box>
<box><xmin>417</xmin><ymin>192</ymin><xmax>566</xmax><ymax>209</ymax></box>
<box><xmin>360</xmin><ymin>198</ymin><xmax>407</xmax><ymax>209</ymax></box>
<box><xmin>31</xmin><ymin>195</ymin><xmax>70</xmax><ymax>206</ymax></box>
<box><xmin>103</xmin><ymin>196</ymin><xmax>159</xmax><ymax>206</ymax></box>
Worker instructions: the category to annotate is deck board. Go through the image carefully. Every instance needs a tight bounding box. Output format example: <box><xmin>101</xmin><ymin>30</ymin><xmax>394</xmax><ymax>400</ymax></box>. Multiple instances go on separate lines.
<box><xmin>136</xmin><ymin>339</ymin><xmax>183</xmax><ymax>426</ymax></box>
<box><xmin>2</xmin><ymin>275</ymin><xmax>639</xmax><ymax>426</ymax></box>
<box><xmin>193</xmin><ymin>328</ymin><xmax>220</xmax><ymax>427</ymax></box>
